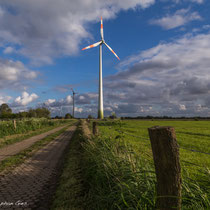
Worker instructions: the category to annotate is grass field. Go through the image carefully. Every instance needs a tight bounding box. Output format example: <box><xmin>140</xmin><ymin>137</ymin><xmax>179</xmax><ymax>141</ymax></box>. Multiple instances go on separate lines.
<box><xmin>98</xmin><ymin>120</ymin><xmax>210</xmax><ymax>176</ymax></box>
<box><xmin>81</xmin><ymin>120</ymin><xmax>210</xmax><ymax>209</ymax></box>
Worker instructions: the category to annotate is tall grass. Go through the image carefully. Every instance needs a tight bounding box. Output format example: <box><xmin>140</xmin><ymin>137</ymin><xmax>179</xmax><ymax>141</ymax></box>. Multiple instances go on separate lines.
<box><xmin>0</xmin><ymin>118</ymin><xmax>70</xmax><ymax>138</ymax></box>
<box><xmin>82</xmin><ymin>121</ymin><xmax>210</xmax><ymax>209</ymax></box>
<box><xmin>82</xmin><ymin>133</ymin><xmax>156</xmax><ymax>209</ymax></box>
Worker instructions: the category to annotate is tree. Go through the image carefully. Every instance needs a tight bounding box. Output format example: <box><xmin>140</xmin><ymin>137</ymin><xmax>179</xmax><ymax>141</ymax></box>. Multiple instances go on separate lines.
<box><xmin>0</xmin><ymin>103</ymin><xmax>12</xmax><ymax>118</ymax></box>
<box><xmin>109</xmin><ymin>112</ymin><xmax>117</xmax><ymax>119</ymax></box>
<box><xmin>28</xmin><ymin>109</ymin><xmax>37</xmax><ymax>118</ymax></box>
<box><xmin>18</xmin><ymin>111</ymin><xmax>28</xmax><ymax>118</ymax></box>
<box><xmin>35</xmin><ymin>107</ymin><xmax>50</xmax><ymax>118</ymax></box>
<box><xmin>88</xmin><ymin>114</ymin><xmax>93</xmax><ymax>119</ymax></box>
<box><xmin>65</xmin><ymin>113</ymin><xmax>72</xmax><ymax>119</ymax></box>
<box><xmin>0</xmin><ymin>103</ymin><xmax>12</xmax><ymax>114</ymax></box>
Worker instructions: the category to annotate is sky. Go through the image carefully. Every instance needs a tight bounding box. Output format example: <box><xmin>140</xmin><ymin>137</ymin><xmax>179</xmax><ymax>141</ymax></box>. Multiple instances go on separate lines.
<box><xmin>0</xmin><ymin>0</ymin><xmax>210</xmax><ymax>118</ymax></box>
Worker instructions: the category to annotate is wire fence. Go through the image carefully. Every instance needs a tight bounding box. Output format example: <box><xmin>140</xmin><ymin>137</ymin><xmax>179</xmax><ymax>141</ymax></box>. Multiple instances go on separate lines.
<box><xmin>114</xmin><ymin>128</ymin><xmax>210</xmax><ymax>174</ymax></box>
<box><xmin>178</xmin><ymin>146</ymin><xmax>210</xmax><ymax>155</ymax></box>
<box><xmin>116</xmin><ymin>129</ymin><xmax>150</xmax><ymax>141</ymax></box>
<box><xmin>181</xmin><ymin>160</ymin><xmax>204</xmax><ymax>168</ymax></box>
<box><xmin>115</xmin><ymin>129</ymin><xmax>210</xmax><ymax>156</ymax></box>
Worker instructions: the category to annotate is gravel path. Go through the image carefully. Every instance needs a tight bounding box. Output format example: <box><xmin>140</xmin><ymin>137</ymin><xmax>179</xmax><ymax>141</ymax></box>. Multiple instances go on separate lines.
<box><xmin>0</xmin><ymin>124</ymin><xmax>68</xmax><ymax>162</ymax></box>
<box><xmin>0</xmin><ymin>125</ymin><xmax>76</xmax><ymax>209</ymax></box>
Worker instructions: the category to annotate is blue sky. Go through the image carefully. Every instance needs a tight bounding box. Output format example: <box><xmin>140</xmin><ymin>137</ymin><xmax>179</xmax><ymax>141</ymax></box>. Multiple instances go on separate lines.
<box><xmin>0</xmin><ymin>0</ymin><xmax>210</xmax><ymax>117</ymax></box>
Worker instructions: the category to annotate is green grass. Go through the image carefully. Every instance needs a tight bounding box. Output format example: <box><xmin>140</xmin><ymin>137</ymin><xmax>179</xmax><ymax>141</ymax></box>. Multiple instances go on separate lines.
<box><xmin>80</xmin><ymin>119</ymin><xmax>210</xmax><ymax>209</ymax></box>
<box><xmin>97</xmin><ymin>120</ymin><xmax>210</xmax><ymax>177</ymax></box>
<box><xmin>51</xmin><ymin>122</ymin><xmax>86</xmax><ymax>210</ymax></box>
<box><xmin>0</xmin><ymin>118</ymin><xmax>73</xmax><ymax>138</ymax></box>
<box><xmin>0</xmin><ymin>121</ymin><xmax>76</xmax><ymax>173</ymax></box>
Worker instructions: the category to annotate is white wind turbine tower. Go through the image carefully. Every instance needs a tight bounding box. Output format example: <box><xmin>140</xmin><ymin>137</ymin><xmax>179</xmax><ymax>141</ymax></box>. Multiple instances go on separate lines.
<box><xmin>82</xmin><ymin>17</ymin><xmax>120</xmax><ymax>119</ymax></box>
<box><xmin>71</xmin><ymin>88</ymin><xmax>78</xmax><ymax>118</ymax></box>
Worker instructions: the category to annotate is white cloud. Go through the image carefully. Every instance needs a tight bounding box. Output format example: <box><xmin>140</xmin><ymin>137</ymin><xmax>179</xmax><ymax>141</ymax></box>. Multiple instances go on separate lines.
<box><xmin>0</xmin><ymin>95</ymin><xmax>12</xmax><ymax>105</ymax></box>
<box><xmin>3</xmin><ymin>46</ymin><xmax>14</xmax><ymax>54</ymax></box>
<box><xmin>44</xmin><ymin>99</ymin><xmax>56</xmax><ymax>106</ymax></box>
<box><xmin>173</xmin><ymin>0</ymin><xmax>204</xmax><ymax>3</ymax></box>
<box><xmin>150</xmin><ymin>8</ymin><xmax>202</xmax><ymax>30</ymax></box>
<box><xmin>0</xmin><ymin>0</ymin><xmax>155</xmax><ymax>65</ymax></box>
<box><xmin>79</xmin><ymin>96</ymin><xmax>85</xmax><ymax>100</ymax></box>
<box><xmin>66</xmin><ymin>95</ymin><xmax>72</xmax><ymax>103</ymax></box>
<box><xmin>0</xmin><ymin>58</ymin><xmax>38</xmax><ymax>90</ymax></box>
<box><xmin>14</xmin><ymin>91</ymin><xmax>38</xmax><ymax>106</ymax></box>
<box><xmin>43</xmin><ymin>95</ymin><xmax>72</xmax><ymax>107</ymax></box>
<box><xmin>75</xmin><ymin>107</ymin><xmax>83</xmax><ymax>113</ymax></box>
<box><xmin>179</xmin><ymin>104</ymin><xmax>186</xmax><ymax>110</ymax></box>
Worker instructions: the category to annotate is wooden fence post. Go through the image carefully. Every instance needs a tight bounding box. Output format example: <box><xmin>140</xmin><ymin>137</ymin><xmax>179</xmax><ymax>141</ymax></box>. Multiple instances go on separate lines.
<box><xmin>13</xmin><ymin>120</ymin><xmax>16</xmax><ymax>130</ymax></box>
<box><xmin>92</xmin><ymin>122</ymin><xmax>98</xmax><ymax>135</ymax></box>
<box><xmin>148</xmin><ymin>126</ymin><xmax>181</xmax><ymax>210</ymax></box>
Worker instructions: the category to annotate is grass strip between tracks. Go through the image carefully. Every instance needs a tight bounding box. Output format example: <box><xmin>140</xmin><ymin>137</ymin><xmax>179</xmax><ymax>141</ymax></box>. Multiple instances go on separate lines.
<box><xmin>51</xmin><ymin>122</ymin><xmax>86</xmax><ymax>210</ymax></box>
<box><xmin>0</xmin><ymin>123</ymin><xmax>74</xmax><ymax>174</ymax></box>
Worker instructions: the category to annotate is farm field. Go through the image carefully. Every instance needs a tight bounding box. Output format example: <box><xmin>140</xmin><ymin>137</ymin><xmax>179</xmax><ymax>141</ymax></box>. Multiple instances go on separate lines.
<box><xmin>83</xmin><ymin>120</ymin><xmax>210</xmax><ymax>209</ymax></box>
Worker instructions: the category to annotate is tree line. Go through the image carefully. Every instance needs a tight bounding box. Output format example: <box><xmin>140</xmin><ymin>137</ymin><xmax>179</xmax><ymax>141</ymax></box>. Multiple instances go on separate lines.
<box><xmin>0</xmin><ymin>103</ymin><xmax>50</xmax><ymax>119</ymax></box>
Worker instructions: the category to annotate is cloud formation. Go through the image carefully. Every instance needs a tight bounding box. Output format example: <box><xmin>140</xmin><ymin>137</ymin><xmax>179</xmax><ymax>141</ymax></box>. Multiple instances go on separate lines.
<box><xmin>43</xmin><ymin>95</ymin><xmax>73</xmax><ymax>107</ymax></box>
<box><xmin>0</xmin><ymin>95</ymin><xmax>12</xmax><ymax>105</ymax></box>
<box><xmin>104</xmin><ymin>31</ymin><xmax>210</xmax><ymax>117</ymax></box>
<box><xmin>0</xmin><ymin>0</ymin><xmax>155</xmax><ymax>65</ymax></box>
<box><xmin>14</xmin><ymin>91</ymin><xmax>39</xmax><ymax>106</ymax></box>
<box><xmin>174</xmin><ymin>0</ymin><xmax>204</xmax><ymax>3</ymax></box>
<box><xmin>0</xmin><ymin>58</ymin><xmax>38</xmax><ymax>90</ymax></box>
<box><xmin>150</xmin><ymin>8</ymin><xmax>202</xmax><ymax>30</ymax></box>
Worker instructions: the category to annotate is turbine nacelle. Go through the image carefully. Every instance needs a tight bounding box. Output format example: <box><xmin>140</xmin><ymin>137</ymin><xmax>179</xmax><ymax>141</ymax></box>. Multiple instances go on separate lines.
<box><xmin>82</xmin><ymin>17</ymin><xmax>120</xmax><ymax>60</ymax></box>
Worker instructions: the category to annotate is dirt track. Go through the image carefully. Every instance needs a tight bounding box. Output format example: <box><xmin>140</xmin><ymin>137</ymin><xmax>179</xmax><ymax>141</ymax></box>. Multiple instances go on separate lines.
<box><xmin>0</xmin><ymin>124</ymin><xmax>68</xmax><ymax>162</ymax></box>
<box><xmin>0</xmin><ymin>125</ymin><xmax>76</xmax><ymax>209</ymax></box>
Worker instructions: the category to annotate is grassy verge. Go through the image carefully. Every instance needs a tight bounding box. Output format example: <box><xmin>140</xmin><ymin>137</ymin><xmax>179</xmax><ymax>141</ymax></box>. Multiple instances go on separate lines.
<box><xmin>0</xmin><ymin>123</ymin><xmax>73</xmax><ymax>173</ymax></box>
<box><xmin>82</xmin><ymin>129</ymin><xmax>156</xmax><ymax>209</ymax></box>
<box><xmin>51</xmin><ymin>122</ymin><xmax>86</xmax><ymax>210</ymax></box>
<box><xmin>0</xmin><ymin>119</ymin><xmax>76</xmax><ymax>149</ymax></box>
<box><xmin>82</xmin><ymin>120</ymin><xmax>209</xmax><ymax>209</ymax></box>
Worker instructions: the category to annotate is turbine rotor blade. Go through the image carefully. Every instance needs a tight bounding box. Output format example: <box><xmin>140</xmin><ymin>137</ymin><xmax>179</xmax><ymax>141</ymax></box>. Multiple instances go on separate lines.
<box><xmin>100</xmin><ymin>16</ymin><xmax>104</xmax><ymax>40</ymax></box>
<box><xmin>82</xmin><ymin>41</ymin><xmax>102</xmax><ymax>50</ymax></box>
<box><xmin>104</xmin><ymin>42</ymin><xmax>120</xmax><ymax>60</ymax></box>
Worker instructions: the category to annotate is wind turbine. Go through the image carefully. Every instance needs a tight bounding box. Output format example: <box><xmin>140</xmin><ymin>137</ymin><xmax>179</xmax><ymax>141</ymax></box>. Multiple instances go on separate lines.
<box><xmin>71</xmin><ymin>88</ymin><xmax>78</xmax><ymax>118</ymax></box>
<box><xmin>82</xmin><ymin>17</ymin><xmax>120</xmax><ymax>119</ymax></box>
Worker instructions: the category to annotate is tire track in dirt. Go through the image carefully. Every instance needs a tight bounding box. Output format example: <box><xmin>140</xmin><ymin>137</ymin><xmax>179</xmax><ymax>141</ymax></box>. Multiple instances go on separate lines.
<box><xmin>0</xmin><ymin>124</ymin><xmax>69</xmax><ymax>162</ymax></box>
<box><xmin>0</xmin><ymin>125</ymin><xmax>76</xmax><ymax>209</ymax></box>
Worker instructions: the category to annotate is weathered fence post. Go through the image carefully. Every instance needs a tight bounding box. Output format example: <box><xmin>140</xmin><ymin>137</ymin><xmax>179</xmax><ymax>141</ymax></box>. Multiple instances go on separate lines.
<box><xmin>13</xmin><ymin>120</ymin><xmax>16</xmax><ymax>130</ymax></box>
<box><xmin>92</xmin><ymin>121</ymin><xmax>98</xmax><ymax>135</ymax></box>
<box><xmin>148</xmin><ymin>126</ymin><xmax>181</xmax><ymax>210</ymax></box>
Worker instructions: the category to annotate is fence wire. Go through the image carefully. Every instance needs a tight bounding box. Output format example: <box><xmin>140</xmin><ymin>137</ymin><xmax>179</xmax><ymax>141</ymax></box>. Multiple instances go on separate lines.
<box><xmin>115</xmin><ymin>129</ymin><xmax>210</xmax><ymax>156</ymax></box>
<box><xmin>116</xmin><ymin>129</ymin><xmax>150</xmax><ymax>141</ymax></box>
<box><xmin>110</xmin><ymin>126</ymin><xmax>209</xmax><ymax>172</ymax></box>
<box><xmin>179</xmin><ymin>146</ymin><xmax>210</xmax><ymax>156</ymax></box>
<box><xmin>181</xmin><ymin>160</ymin><xmax>204</xmax><ymax>168</ymax></box>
